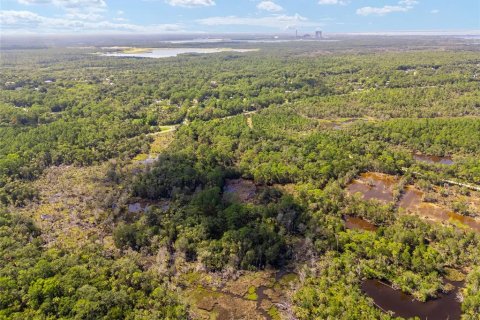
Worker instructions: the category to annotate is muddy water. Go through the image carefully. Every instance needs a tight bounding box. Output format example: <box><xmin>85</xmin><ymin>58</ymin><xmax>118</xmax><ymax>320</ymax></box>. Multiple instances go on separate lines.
<box><xmin>362</xmin><ymin>279</ymin><xmax>463</xmax><ymax>320</ymax></box>
<box><xmin>447</xmin><ymin>211</ymin><xmax>480</xmax><ymax>232</ymax></box>
<box><xmin>399</xmin><ymin>186</ymin><xmax>480</xmax><ymax>232</ymax></box>
<box><xmin>416</xmin><ymin>203</ymin><xmax>480</xmax><ymax>232</ymax></box>
<box><xmin>398</xmin><ymin>186</ymin><xmax>424</xmax><ymax>209</ymax></box>
<box><xmin>256</xmin><ymin>286</ymin><xmax>271</xmax><ymax>320</ymax></box>
<box><xmin>344</xmin><ymin>216</ymin><xmax>377</xmax><ymax>231</ymax></box>
<box><xmin>414</xmin><ymin>154</ymin><xmax>454</xmax><ymax>165</ymax></box>
<box><xmin>347</xmin><ymin>172</ymin><xmax>397</xmax><ymax>203</ymax></box>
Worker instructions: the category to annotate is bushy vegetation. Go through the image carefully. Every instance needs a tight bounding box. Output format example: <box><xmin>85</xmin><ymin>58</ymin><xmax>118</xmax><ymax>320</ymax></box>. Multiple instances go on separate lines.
<box><xmin>0</xmin><ymin>210</ymin><xmax>187</xmax><ymax>319</ymax></box>
<box><xmin>1</xmin><ymin>37</ymin><xmax>479</xmax><ymax>319</ymax></box>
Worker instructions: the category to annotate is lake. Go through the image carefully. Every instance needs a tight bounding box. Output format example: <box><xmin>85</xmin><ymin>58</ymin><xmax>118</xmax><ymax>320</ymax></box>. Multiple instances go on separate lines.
<box><xmin>362</xmin><ymin>279</ymin><xmax>463</xmax><ymax>320</ymax></box>
<box><xmin>101</xmin><ymin>48</ymin><xmax>257</xmax><ymax>58</ymax></box>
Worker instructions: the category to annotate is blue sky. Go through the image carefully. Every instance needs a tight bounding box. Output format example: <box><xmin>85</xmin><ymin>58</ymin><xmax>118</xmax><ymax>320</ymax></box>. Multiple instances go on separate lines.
<box><xmin>1</xmin><ymin>0</ymin><xmax>479</xmax><ymax>34</ymax></box>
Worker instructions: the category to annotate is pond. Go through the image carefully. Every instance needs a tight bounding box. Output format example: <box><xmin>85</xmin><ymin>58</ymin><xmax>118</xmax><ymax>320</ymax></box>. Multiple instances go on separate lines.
<box><xmin>399</xmin><ymin>186</ymin><xmax>480</xmax><ymax>232</ymax></box>
<box><xmin>447</xmin><ymin>211</ymin><xmax>480</xmax><ymax>232</ymax></box>
<box><xmin>346</xmin><ymin>172</ymin><xmax>397</xmax><ymax>203</ymax></box>
<box><xmin>362</xmin><ymin>279</ymin><xmax>462</xmax><ymax>320</ymax></box>
<box><xmin>344</xmin><ymin>216</ymin><xmax>377</xmax><ymax>231</ymax></box>
<box><xmin>398</xmin><ymin>186</ymin><xmax>424</xmax><ymax>209</ymax></box>
<box><xmin>100</xmin><ymin>48</ymin><xmax>257</xmax><ymax>58</ymax></box>
<box><xmin>413</xmin><ymin>154</ymin><xmax>454</xmax><ymax>165</ymax></box>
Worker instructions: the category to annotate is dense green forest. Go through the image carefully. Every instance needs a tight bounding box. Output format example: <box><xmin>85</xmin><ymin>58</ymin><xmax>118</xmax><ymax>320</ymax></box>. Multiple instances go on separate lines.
<box><xmin>1</xmin><ymin>36</ymin><xmax>480</xmax><ymax>319</ymax></box>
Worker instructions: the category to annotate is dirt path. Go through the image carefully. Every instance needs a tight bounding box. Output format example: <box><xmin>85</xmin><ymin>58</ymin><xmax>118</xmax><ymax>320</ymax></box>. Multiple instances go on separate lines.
<box><xmin>246</xmin><ymin>116</ymin><xmax>253</xmax><ymax>129</ymax></box>
<box><xmin>403</xmin><ymin>168</ymin><xmax>480</xmax><ymax>192</ymax></box>
<box><xmin>146</xmin><ymin>125</ymin><xmax>177</xmax><ymax>136</ymax></box>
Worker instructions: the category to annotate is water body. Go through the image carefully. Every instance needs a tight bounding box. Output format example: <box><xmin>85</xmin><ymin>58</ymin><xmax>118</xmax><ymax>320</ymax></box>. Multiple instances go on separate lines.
<box><xmin>362</xmin><ymin>279</ymin><xmax>463</xmax><ymax>320</ymax></box>
<box><xmin>101</xmin><ymin>48</ymin><xmax>257</xmax><ymax>59</ymax></box>
<box><xmin>399</xmin><ymin>186</ymin><xmax>480</xmax><ymax>232</ymax></box>
<box><xmin>398</xmin><ymin>186</ymin><xmax>424</xmax><ymax>209</ymax></box>
<box><xmin>413</xmin><ymin>154</ymin><xmax>454</xmax><ymax>165</ymax></box>
<box><xmin>344</xmin><ymin>216</ymin><xmax>377</xmax><ymax>231</ymax></box>
<box><xmin>347</xmin><ymin>172</ymin><xmax>397</xmax><ymax>203</ymax></box>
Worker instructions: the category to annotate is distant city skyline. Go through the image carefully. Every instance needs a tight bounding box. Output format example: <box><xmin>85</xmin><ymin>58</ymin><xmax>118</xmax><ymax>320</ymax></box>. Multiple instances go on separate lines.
<box><xmin>1</xmin><ymin>0</ymin><xmax>479</xmax><ymax>35</ymax></box>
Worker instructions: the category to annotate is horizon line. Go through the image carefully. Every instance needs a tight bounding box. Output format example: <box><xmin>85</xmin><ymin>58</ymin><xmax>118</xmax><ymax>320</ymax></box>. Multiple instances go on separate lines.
<box><xmin>1</xmin><ymin>29</ymin><xmax>479</xmax><ymax>38</ymax></box>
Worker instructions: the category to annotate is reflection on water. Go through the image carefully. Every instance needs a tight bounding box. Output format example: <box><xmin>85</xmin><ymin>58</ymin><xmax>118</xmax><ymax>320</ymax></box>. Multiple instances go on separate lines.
<box><xmin>413</xmin><ymin>154</ymin><xmax>454</xmax><ymax>165</ymax></box>
<box><xmin>344</xmin><ymin>216</ymin><xmax>377</xmax><ymax>231</ymax></box>
<box><xmin>447</xmin><ymin>211</ymin><xmax>480</xmax><ymax>232</ymax></box>
<box><xmin>398</xmin><ymin>186</ymin><xmax>424</xmax><ymax>209</ymax></box>
<box><xmin>101</xmin><ymin>48</ymin><xmax>257</xmax><ymax>58</ymax></box>
<box><xmin>347</xmin><ymin>172</ymin><xmax>397</xmax><ymax>203</ymax></box>
<box><xmin>399</xmin><ymin>186</ymin><xmax>480</xmax><ymax>232</ymax></box>
<box><xmin>362</xmin><ymin>279</ymin><xmax>462</xmax><ymax>320</ymax></box>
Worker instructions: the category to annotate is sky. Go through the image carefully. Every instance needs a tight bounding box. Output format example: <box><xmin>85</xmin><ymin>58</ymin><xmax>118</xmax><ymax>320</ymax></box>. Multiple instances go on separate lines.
<box><xmin>0</xmin><ymin>0</ymin><xmax>479</xmax><ymax>35</ymax></box>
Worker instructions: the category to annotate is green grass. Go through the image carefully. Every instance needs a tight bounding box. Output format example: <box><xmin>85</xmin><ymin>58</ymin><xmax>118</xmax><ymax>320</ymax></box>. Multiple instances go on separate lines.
<box><xmin>244</xmin><ymin>286</ymin><xmax>258</xmax><ymax>301</ymax></box>
<box><xmin>132</xmin><ymin>153</ymin><xmax>148</xmax><ymax>161</ymax></box>
<box><xmin>444</xmin><ymin>268</ymin><xmax>466</xmax><ymax>282</ymax></box>
<box><xmin>268</xmin><ymin>306</ymin><xmax>281</xmax><ymax>320</ymax></box>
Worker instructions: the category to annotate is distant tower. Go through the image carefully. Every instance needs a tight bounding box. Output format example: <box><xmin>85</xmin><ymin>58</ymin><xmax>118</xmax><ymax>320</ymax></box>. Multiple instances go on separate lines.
<box><xmin>296</xmin><ymin>29</ymin><xmax>298</xmax><ymax>39</ymax></box>
<box><xmin>315</xmin><ymin>31</ymin><xmax>323</xmax><ymax>39</ymax></box>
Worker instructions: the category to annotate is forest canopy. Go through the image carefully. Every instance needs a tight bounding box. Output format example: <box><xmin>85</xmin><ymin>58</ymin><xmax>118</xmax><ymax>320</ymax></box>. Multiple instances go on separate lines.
<box><xmin>1</xmin><ymin>36</ymin><xmax>479</xmax><ymax>319</ymax></box>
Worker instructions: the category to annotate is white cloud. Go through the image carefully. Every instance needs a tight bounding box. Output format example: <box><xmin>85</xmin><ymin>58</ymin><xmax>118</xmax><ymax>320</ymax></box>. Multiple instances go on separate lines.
<box><xmin>356</xmin><ymin>6</ymin><xmax>408</xmax><ymax>16</ymax></box>
<box><xmin>0</xmin><ymin>10</ymin><xmax>183</xmax><ymax>33</ymax></box>
<box><xmin>356</xmin><ymin>0</ymin><xmax>419</xmax><ymax>16</ymax></box>
<box><xmin>430</xmin><ymin>9</ymin><xmax>439</xmax><ymax>14</ymax></box>
<box><xmin>197</xmin><ymin>14</ymin><xmax>323</xmax><ymax>29</ymax></box>
<box><xmin>65</xmin><ymin>13</ymin><xmax>102</xmax><ymax>20</ymax></box>
<box><xmin>318</xmin><ymin>0</ymin><xmax>348</xmax><ymax>5</ymax></box>
<box><xmin>17</xmin><ymin>0</ymin><xmax>51</xmax><ymax>4</ymax></box>
<box><xmin>166</xmin><ymin>0</ymin><xmax>215</xmax><ymax>7</ymax></box>
<box><xmin>17</xmin><ymin>0</ymin><xmax>107</xmax><ymax>20</ymax></box>
<box><xmin>257</xmin><ymin>1</ymin><xmax>283</xmax><ymax>12</ymax></box>
<box><xmin>17</xmin><ymin>0</ymin><xmax>106</xmax><ymax>9</ymax></box>
<box><xmin>0</xmin><ymin>10</ymin><xmax>43</xmax><ymax>26</ymax></box>
<box><xmin>398</xmin><ymin>0</ymin><xmax>418</xmax><ymax>5</ymax></box>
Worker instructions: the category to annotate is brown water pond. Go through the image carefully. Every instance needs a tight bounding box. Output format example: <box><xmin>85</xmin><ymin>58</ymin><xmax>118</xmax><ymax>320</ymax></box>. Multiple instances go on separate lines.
<box><xmin>447</xmin><ymin>211</ymin><xmax>480</xmax><ymax>232</ymax></box>
<box><xmin>344</xmin><ymin>216</ymin><xmax>378</xmax><ymax>231</ymax></box>
<box><xmin>413</xmin><ymin>154</ymin><xmax>454</xmax><ymax>165</ymax></box>
<box><xmin>362</xmin><ymin>279</ymin><xmax>463</xmax><ymax>320</ymax></box>
<box><xmin>398</xmin><ymin>186</ymin><xmax>424</xmax><ymax>210</ymax></box>
<box><xmin>347</xmin><ymin>172</ymin><xmax>398</xmax><ymax>203</ymax></box>
<box><xmin>399</xmin><ymin>186</ymin><xmax>480</xmax><ymax>232</ymax></box>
